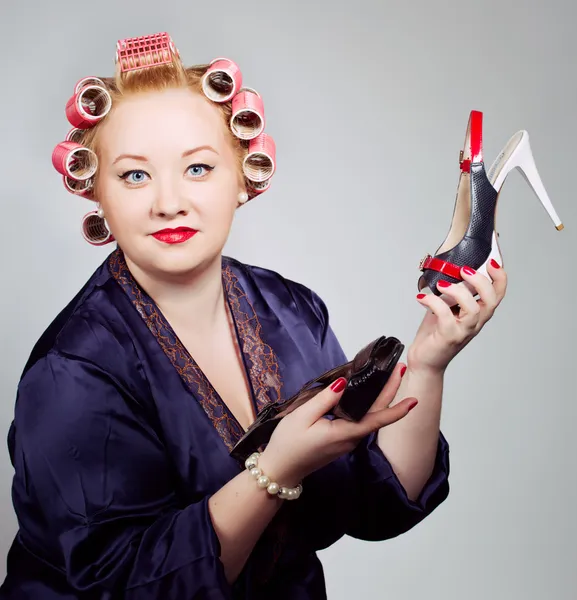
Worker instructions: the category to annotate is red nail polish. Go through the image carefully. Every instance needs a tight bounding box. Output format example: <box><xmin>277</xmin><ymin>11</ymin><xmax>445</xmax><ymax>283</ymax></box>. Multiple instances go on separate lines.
<box><xmin>408</xmin><ymin>399</ymin><xmax>418</xmax><ymax>412</ymax></box>
<box><xmin>330</xmin><ymin>377</ymin><xmax>347</xmax><ymax>393</ymax></box>
<box><xmin>416</xmin><ymin>293</ymin><xmax>426</xmax><ymax>300</ymax></box>
<box><xmin>400</xmin><ymin>366</ymin><xmax>407</xmax><ymax>377</ymax></box>
<box><xmin>438</xmin><ymin>280</ymin><xmax>451</xmax><ymax>288</ymax></box>
<box><xmin>463</xmin><ymin>266</ymin><xmax>476</xmax><ymax>276</ymax></box>
<box><xmin>490</xmin><ymin>259</ymin><xmax>501</xmax><ymax>269</ymax></box>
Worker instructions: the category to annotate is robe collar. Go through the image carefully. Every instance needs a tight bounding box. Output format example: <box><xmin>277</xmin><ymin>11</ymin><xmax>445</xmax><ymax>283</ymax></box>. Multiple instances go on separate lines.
<box><xmin>107</xmin><ymin>248</ymin><xmax>284</xmax><ymax>453</ymax></box>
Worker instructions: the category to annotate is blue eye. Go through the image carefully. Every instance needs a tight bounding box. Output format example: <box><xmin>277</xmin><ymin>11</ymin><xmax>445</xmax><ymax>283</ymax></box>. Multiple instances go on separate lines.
<box><xmin>119</xmin><ymin>170</ymin><xmax>149</xmax><ymax>185</ymax></box>
<box><xmin>187</xmin><ymin>164</ymin><xmax>214</xmax><ymax>178</ymax></box>
<box><xmin>118</xmin><ymin>164</ymin><xmax>214</xmax><ymax>185</ymax></box>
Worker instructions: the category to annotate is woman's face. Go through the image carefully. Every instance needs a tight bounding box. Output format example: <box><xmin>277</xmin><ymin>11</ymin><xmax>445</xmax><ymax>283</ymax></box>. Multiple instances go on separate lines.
<box><xmin>95</xmin><ymin>87</ymin><xmax>243</xmax><ymax>279</ymax></box>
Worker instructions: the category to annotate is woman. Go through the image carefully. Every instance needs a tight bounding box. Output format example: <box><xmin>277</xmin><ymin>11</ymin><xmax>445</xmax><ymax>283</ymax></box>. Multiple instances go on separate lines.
<box><xmin>0</xmin><ymin>33</ymin><xmax>506</xmax><ymax>599</ymax></box>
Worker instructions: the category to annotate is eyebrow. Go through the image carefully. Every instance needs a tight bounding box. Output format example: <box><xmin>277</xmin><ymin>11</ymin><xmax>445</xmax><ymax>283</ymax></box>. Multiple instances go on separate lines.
<box><xmin>182</xmin><ymin>145</ymin><xmax>218</xmax><ymax>158</ymax></box>
<box><xmin>112</xmin><ymin>145</ymin><xmax>218</xmax><ymax>165</ymax></box>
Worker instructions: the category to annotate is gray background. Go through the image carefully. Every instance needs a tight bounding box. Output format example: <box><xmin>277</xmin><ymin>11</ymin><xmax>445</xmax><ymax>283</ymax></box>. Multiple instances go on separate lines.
<box><xmin>1</xmin><ymin>1</ymin><xmax>576</xmax><ymax>598</ymax></box>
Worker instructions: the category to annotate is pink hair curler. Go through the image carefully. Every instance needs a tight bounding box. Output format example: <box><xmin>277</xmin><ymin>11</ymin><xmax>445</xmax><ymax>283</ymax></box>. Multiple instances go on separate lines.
<box><xmin>52</xmin><ymin>141</ymin><xmax>98</xmax><ymax>181</ymax></box>
<box><xmin>202</xmin><ymin>58</ymin><xmax>243</xmax><ymax>103</ymax></box>
<box><xmin>243</xmin><ymin>133</ymin><xmax>276</xmax><ymax>182</ymax></box>
<box><xmin>65</xmin><ymin>128</ymin><xmax>85</xmax><ymax>144</ymax></box>
<box><xmin>246</xmin><ymin>178</ymin><xmax>271</xmax><ymax>200</ymax></box>
<box><xmin>65</xmin><ymin>84</ymin><xmax>112</xmax><ymax>129</ymax></box>
<box><xmin>230</xmin><ymin>88</ymin><xmax>265</xmax><ymax>140</ymax></box>
<box><xmin>81</xmin><ymin>211</ymin><xmax>114</xmax><ymax>246</ymax></box>
<box><xmin>116</xmin><ymin>32</ymin><xmax>179</xmax><ymax>73</ymax></box>
<box><xmin>74</xmin><ymin>76</ymin><xmax>106</xmax><ymax>95</ymax></box>
<box><xmin>63</xmin><ymin>175</ymin><xmax>94</xmax><ymax>198</ymax></box>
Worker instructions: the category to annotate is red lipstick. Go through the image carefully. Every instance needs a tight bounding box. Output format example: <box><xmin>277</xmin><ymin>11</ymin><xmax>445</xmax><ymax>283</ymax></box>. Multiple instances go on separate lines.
<box><xmin>151</xmin><ymin>227</ymin><xmax>198</xmax><ymax>244</ymax></box>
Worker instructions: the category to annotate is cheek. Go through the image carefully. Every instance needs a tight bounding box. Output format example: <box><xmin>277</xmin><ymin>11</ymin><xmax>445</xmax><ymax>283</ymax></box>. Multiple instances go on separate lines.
<box><xmin>97</xmin><ymin>183</ymin><xmax>151</xmax><ymax>231</ymax></box>
<box><xmin>196</xmin><ymin>177</ymin><xmax>239</xmax><ymax>221</ymax></box>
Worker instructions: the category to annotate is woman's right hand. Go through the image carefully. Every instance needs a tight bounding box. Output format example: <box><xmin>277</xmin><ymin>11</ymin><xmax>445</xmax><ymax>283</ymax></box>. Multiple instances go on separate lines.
<box><xmin>258</xmin><ymin>364</ymin><xmax>417</xmax><ymax>487</ymax></box>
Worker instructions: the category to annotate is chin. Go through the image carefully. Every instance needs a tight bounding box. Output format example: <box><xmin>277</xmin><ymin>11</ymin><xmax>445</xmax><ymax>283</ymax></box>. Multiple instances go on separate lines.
<box><xmin>121</xmin><ymin>237</ymin><xmax>223</xmax><ymax>280</ymax></box>
<box><xmin>152</xmin><ymin>245</ymin><xmax>221</xmax><ymax>277</ymax></box>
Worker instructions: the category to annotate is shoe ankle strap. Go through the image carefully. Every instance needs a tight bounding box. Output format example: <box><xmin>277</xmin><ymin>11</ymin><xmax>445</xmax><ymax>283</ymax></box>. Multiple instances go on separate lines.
<box><xmin>459</xmin><ymin>110</ymin><xmax>483</xmax><ymax>173</ymax></box>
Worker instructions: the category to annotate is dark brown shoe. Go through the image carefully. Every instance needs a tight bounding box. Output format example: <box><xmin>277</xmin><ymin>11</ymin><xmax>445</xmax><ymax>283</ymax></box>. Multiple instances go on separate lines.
<box><xmin>230</xmin><ymin>335</ymin><xmax>404</xmax><ymax>461</ymax></box>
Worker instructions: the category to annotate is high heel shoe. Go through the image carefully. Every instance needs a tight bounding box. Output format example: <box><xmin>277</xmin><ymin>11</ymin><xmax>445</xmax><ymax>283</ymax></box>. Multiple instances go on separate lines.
<box><xmin>418</xmin><ymin>110</ymin><xmax>564</xmax><ymax>298</ymax></box>
<box><xmin>229</xmin><ymin>335</ymin><xmax>404</xmax><ymax>461</ymax></box>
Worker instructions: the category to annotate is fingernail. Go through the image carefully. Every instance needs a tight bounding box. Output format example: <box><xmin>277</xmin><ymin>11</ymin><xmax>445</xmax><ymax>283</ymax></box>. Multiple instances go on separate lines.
<box><xmin>408</xmin><ymin>400</ymin><xmax>418</xmax><ymax>412</ymax></box>
<box><xmin>400</xmin><ymin>366</ymin><xmax>407</xmax><ymax>377</ymax></box>
<box><xmin>416</xmin><ymin>293</ymin><xmax>426</xmax><ymax>300</ymax></box>
<box><xmin>490</xmin><ymin>259</ymin><xmax>501</xmax><ymax>269</ymax></box>
<box><xmin>438</xmin><ymin>280</ymin><xmax>451</xmax><ymax>288</ymax></box>
<box><xmin>463</xmin><ymin>266</ymin><xmax>476</xmax><ymax>276</ymax></box>
<box><xmin>330</xmin><ymin>377</ymin><xmax>347</xmax><ymax>393</ymax></box>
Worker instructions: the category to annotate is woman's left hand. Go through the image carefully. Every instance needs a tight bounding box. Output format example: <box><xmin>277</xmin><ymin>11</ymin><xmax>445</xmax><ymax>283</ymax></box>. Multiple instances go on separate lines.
<box><xmin>407</xmin><ymin>260</ymin><xmax>508</xmax><ymax>374</ymax></box>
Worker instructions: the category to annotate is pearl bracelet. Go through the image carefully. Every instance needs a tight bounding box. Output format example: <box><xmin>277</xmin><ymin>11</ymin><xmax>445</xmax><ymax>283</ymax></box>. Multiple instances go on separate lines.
<box><xmin>245</xmin><ymin>452</ymin><xmax>303</xmax><ymax>501</ymax></box>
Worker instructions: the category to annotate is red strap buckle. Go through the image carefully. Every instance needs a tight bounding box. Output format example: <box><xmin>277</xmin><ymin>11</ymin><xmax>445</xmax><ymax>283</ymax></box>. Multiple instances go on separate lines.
<box><xmin>419</xmin><ymin>254</ymin><xmax>463</xmax><ymax>281</ymax></box>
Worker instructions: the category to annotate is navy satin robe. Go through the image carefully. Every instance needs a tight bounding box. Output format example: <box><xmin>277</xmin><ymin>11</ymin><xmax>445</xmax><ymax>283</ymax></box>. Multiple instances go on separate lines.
<box><xmin>1</xmin><ymin>248</ymin><xmax>450</xmax><ymax>599</ymax></box>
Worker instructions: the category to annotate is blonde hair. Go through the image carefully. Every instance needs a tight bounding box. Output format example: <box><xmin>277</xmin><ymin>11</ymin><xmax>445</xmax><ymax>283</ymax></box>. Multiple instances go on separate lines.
<box><xmin>73</xmin><ymin>55</ymin><xmax>248</xmax><ymax>194</ymax></box>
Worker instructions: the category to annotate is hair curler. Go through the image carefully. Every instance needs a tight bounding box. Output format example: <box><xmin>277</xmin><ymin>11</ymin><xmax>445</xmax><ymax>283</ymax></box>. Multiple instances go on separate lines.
<box><xmin>202</xmin><ymin>58</ymin><xmax>243</xmax><ymax>103</ymax></box>
<box><xmin>116</xmin><ymin>32</ymin><xmax>179</xmax><ymax>73</ymax></box>
<box><xmin>246</xmin><ymin>178</ymin><xmax>272</xmax><ymax>200</ymax></box>
<box><xmin>63</xmin><ymin>126</ymin><xmax>94</xmax><ymax>196</ymax></box>
<box><xmin>81</xmin><ymin>211</ymin><xmax>114</xmax><ymax>246</ymax></box>
<box><xmin>65</xmin><ymin>83</ymin><xmax>112</xmax><ymax>129</ymax></box>
<box><xmin>74</xmin><ymin>77</ymin><xmax>107</xmax><ymax>95</ymax></box>
<box><xmin>65</xmin><ymin>128</ymin><xmax>85</xmax><ymax>144</ymax></box>
<box><xmin>243</xmin><ymin>133</ymin><xmax>276</xmax><ymax>182</ymax></box>
<box><xmin>230</xmin><ymin>88</ymin><xmax>265</xmax><ymax>140</ymax></box>
<box><xmin>52</xmin><ymin>142</ymin><xmax>98</xmax><ymax>180</ymax></box>
<box><xmin>63</xmin><ymin>175</ymin><xmax>94</xmax><ymax>198</ymax></box>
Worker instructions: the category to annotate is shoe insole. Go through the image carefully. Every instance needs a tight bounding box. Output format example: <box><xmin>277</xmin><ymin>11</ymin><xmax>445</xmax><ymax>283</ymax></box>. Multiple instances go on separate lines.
<box><xmin>435</xmin><ymin>131</ymin><xmax>524</xmax><ymax>255</ymax></box>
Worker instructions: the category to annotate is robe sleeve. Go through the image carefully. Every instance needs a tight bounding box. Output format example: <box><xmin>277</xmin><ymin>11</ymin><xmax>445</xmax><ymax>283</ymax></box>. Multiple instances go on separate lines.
<box><xmin>12</xmin><ymin>352</ymin><xmax>232</xmax><ymax>599</ymax></box>
<box><xmin>344</xmin><ymin>429</ymin><xmax>450</xmax><ymax>540</ymax></box>
<box><xmin>304</xmin><ymin>287</ymin><xmax>451</xmax><ymax>541</ymax></box>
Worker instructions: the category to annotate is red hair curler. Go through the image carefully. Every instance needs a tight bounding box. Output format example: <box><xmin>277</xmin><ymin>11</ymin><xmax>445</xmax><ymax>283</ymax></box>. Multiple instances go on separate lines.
<box><xmin>65</xmin><ymin>83</ymin><xmax>112</xmax><ymax>129</ymax></box>
<box><xmin>116</xmin><ymin>32</ymin><xmax>179</xmax><ymax>72</ymax></box>
<box><xmin>230</xmin><ymin>88</ymin><xmax>265</xmax><ymax>140</ymax></box>
<box><xmin>81</xmin><ymin>211</ymin><xmax>114</xmax><ymax>246</ymax></box>
<box><xmin>52</xmin><ymin>141</ymin><xmax>98</xmax><ymax>181</ymax></box>
<box><xmin>243</xmin><ymin>133</ymin><xmax>276</xmax><ymax>182</ymax></box>
<box><xmin>202</xmin><ymin>58</ymin><xmax>243</xmax><ymax>103</ymax></box>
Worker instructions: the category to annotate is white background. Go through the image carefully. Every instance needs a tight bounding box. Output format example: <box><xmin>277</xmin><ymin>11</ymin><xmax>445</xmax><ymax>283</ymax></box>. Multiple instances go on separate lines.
<box><xmin>1</xmin><ymin>1</ymin><xmax>576</xmax><ymax>598</ymax></box>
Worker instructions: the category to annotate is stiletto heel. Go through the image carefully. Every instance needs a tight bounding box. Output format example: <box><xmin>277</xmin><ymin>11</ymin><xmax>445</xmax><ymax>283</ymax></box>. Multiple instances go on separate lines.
<box><xmin>488</xmin><ymin>130</ymin><xmax>563</xmax><ymax>230</ymax></box>
<box><xmin>418</xmin><ymin>110</ymin><xmax>564</xmax><ymax>299</ymax></box>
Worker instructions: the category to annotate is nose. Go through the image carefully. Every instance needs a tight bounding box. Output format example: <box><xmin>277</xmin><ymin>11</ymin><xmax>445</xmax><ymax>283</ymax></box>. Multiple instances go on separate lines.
<box><xmin>151</xmin><ymin>180</ymin><xmax>190</xmax><ymax>219</ymax></box>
